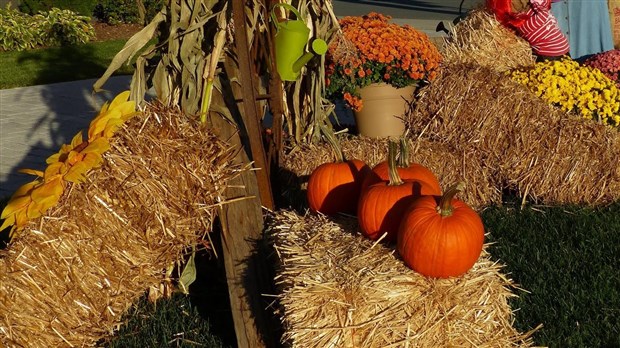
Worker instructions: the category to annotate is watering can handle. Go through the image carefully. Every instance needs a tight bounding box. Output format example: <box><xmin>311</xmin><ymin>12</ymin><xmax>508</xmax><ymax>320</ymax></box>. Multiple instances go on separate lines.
<box><xmin>271</xmin><ymin>3</ymin><xmax>302</xmax><ymax>29</ymax></box>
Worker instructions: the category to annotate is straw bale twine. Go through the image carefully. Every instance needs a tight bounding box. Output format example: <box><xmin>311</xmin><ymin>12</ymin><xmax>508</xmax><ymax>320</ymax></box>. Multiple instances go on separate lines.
<box><xmin>280</xmin><ymin>136</ymin><xmax>501</xmax><ymax>209</ymax></box>
<box><xmin>407</xmin><ymin>63</ymin><xmax>620</xmax><ymax>206</ymax></box>
<box><xmin>441</xmin><ymin>9</ymin><xmax>535</xmax><ymax>72</ymax></box>
<box><xmin>0</xmin><ymin>102</ymin><xmax>238</xmax><ymax>347</ymax></box>
<box><xmin>268</xmin><ymin>210</ymin><xmax>536</xmax><ymax>347</ymax></box>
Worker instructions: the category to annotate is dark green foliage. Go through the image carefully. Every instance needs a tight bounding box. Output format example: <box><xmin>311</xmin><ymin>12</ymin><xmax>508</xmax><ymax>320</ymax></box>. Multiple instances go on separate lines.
<box><xmin>102</xmin><ymin>293</ymin><xmax>228</xmax><ymax>348</ymax></box>
<box><xmin>94</xmin><ymin>0</ymin><xmax>163</xmax><ymax>24</ymax></box>
<box><xmin>482</xmin><ymin>201</ymin><xmax>620</xmax><ymax>347</ymax></box>
<box><xmin>18</xmin><ymin>0</ymin><xmax>97</xmax><ymax>16</ymax></box>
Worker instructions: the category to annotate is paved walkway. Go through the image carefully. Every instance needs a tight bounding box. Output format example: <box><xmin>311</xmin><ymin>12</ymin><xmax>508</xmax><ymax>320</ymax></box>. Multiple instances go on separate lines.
<box><xmin>0</xmin><ymin>1</ymin><xmax>483</xmax><ymax>198</ymax></box>
<box><xmin>0</xmin><ymin>76</ymin><xmax>135</xmax><ymax>197</ymax></box>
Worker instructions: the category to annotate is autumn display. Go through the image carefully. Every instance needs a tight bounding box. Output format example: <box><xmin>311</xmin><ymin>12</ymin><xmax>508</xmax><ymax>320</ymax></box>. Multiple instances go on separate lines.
<box><xmin>325</xmin><ymin>12</ymin><xmax>442</xmax><ymax>111</ymax></box>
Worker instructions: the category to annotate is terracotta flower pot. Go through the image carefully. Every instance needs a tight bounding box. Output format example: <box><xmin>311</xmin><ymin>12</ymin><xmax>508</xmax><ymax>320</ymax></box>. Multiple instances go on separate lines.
<box><xmin>354</xmin><ymin>83</ymin><xmax>416</xmax><ymax>138</ymax></box>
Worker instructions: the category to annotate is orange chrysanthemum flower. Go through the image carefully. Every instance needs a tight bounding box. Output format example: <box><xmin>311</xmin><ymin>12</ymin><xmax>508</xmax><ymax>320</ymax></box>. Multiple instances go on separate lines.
<box><xmin>325</xmin><ymin>12</ymin><xmax>442</xmax><ymax>111</ymax></box>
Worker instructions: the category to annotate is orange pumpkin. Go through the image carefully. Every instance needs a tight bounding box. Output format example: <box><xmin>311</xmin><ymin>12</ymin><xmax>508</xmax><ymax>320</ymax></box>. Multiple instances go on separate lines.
<box><xmin>361</xmin><ymin>138</ymin><xmax>440</xmax><ymax>193</ymax></box>
<box><xmin>307</xmin><ymin>159</ymin><xmax>370</xmax><ymax>215</ymax></box>
<box><xmin>357</xmin><ymin>141</ymin><xmax>440</xmax><ymax>242</ymax></box>
<box><xmin>397</xmin><ymin>182</ymin><xmax>485</xmax><ymax>278</ymax></box>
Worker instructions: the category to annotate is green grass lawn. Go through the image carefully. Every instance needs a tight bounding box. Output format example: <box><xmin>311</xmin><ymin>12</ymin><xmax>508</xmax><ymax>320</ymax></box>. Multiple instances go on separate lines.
<box><xmin>482</xmin><ymin>201</ymin><xmax>620</xmax><ymax>348</ymax></box>
<box><xmin>0</xmin><ymin>39</ymin><xmax>134</xmax><ymax>89</ymax></box>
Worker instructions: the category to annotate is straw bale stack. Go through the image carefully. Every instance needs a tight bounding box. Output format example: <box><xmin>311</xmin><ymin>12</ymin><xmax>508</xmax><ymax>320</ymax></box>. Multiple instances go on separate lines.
<box><xmin>407</xmin><ymin>63</ymin><xmax>620</xmax><ymax>206</ymax></box>
<box><xmin>441</xmin><ymin>9</ymin><xmax>535</xmax><ymax>72</ymax></box>
<box><xmin>0</xmin><ymin>103</ymin><xmax>238</xmax><ymax>347</ymax></box>
<box><xmin>268</xmin><ymin>210</ymin><xmax>536</xmax><ymax>347</ymax></box>
<box><xmin>280</xmin><ymin>136</ymin><xmax>501</xmax><ymax>209</ymax></box>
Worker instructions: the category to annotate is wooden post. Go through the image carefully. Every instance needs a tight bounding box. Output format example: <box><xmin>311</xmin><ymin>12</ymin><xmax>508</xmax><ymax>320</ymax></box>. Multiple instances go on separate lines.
<box><xmin>230</xmin><ymin>0</ymin><xmax>274</xmax><ymax>210</ymax></box>
<box><xmin>204</xmin><ymin>1</ymin><xmax>283</xmax><ymax>347</ymax></box>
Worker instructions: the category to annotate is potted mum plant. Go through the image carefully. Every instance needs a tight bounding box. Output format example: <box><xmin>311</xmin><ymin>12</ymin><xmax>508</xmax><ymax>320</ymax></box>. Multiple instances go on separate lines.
<box><xmin>325</xmin><ymin>12</ymin><xmax>442</xmax><ymax>138</ymax></box>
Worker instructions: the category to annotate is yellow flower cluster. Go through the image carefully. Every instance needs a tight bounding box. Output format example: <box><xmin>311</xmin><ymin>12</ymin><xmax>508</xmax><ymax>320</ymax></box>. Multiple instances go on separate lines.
<box><xmin>510</xmin><ymin>59</ymin><xmax>620</xmax><ymax>127</ymax></box>
<box><xmin>0</xmin><ymin>91</ymin><xmax>137</xmax><ymax>235</ymax></box>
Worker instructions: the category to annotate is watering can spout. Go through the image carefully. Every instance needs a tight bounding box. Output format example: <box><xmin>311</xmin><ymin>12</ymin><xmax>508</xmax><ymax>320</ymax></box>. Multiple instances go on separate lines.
<box><xmin>292</xmin><ymin>38</ymin><xmax>328</xmax><ymax>76</ymax></box>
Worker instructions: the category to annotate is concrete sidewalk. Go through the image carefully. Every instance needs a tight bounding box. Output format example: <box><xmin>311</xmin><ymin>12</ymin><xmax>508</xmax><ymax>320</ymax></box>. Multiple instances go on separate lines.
<box><xmin>0</xmin><ymin>76</ymin><xmax>135</xmax><ymax>197</ymax></box>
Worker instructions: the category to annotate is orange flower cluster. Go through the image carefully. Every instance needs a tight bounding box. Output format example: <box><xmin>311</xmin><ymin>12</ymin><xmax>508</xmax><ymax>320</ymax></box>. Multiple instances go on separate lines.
<box><xmin>0</xmin><ymin>91</ymin><xmax>137</xmax><ymax>236</ymax></box>
<box><xmin>325</xmin><ymin>12</ymin><xmax>442</xmax><ymax>111</ymax></box>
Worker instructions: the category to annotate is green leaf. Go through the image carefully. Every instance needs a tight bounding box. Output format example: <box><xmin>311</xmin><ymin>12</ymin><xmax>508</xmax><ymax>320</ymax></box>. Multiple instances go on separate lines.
<box><xmin>178</xmin><ymin>250</ymin><xmax>197</xmax><ymax>294</ymax></box>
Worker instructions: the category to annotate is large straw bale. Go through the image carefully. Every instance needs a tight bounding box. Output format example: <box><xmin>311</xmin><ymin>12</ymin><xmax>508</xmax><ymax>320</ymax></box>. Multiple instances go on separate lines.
<box><xmin>268</xmin><ymin>210</ymin><xmax>536</xmax><ymax>347</ymax></box>
<box><xmin>0</xmin><ymin>103</ymin><xmax>238</xmax><ymax>347</ymax></box>
<box><xmin>407</xmin><ymin>63</ymin><xmax>620</xmax><ymax>206</ymax></box>
<box><xmin>441</xmin><ymin>9</ymin><xmax>535</xmax><ymax>72</ymax></box>
<box><xmin>280</xmin><ymin>136</ymin><xmax>502</xmax><ymax>209</ymax></box>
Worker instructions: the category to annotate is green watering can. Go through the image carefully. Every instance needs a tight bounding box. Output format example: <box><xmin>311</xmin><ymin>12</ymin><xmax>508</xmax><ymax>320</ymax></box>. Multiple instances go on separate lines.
<box><xmin>271</xmin><ymin>3</ymin><xmax>327</xmax><ymax>81</ymax></box>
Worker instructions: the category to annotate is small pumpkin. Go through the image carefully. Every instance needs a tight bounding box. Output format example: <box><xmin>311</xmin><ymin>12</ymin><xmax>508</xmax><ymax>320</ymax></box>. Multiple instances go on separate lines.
<box><xmin>307</xmin><ymin>128</ymin><xmax>370</xmax><ymax>215</ymax></box>
<box><xmin>357</xmin><ymin>140</ymin><xmax>440</xmax><ymax>242</ymax></box>
<box><xmin>307</xmin><ymin>159</ymin><xmax>370</xmax><ymax>215</ymax></box>
<box><xmin>397</xmin><ymin>182</ymin><xmax>485</xmax><ymax>278</ymax></box>
<box><xmin>361</xmin><ymin>137</ymin><xmax>440</xmax><ymax>193</ymax></box>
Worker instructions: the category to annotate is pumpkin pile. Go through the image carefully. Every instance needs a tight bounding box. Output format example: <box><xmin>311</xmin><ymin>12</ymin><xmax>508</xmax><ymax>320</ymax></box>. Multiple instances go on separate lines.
<box><xmin>306</xmin><ymin>138</ymin><xmax>484</xmax><ymax>278</ymax></box>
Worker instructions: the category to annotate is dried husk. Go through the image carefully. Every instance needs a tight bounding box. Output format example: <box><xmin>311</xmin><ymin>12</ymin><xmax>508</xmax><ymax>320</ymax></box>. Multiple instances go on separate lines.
<box><xmin>0</xmin><ymin>103</ymin><xmax>239</xmax><ymax>347</ymax></box>
<box><xmin>268</xmin><ymin>210</ymin><xmax>537</xmax><ymax>347</ymax></box>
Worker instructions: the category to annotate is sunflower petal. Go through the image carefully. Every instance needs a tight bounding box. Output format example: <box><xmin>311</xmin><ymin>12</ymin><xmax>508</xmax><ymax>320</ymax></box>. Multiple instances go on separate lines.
<box><xmin>30</xmin><ymin>179</ymin><xmax>64</xmax><ymax>205</ymax></box>
<box><xmin>108</xmin><ymin>91</ymin><xmax>131</xmax><ymax>110</ymax></box>
<box><xmin>11</xmin><ymin>181</ymin><xmax>38</xmax><ymax>198</ymax></box>
<box><xmin>84</xmin><ymin>137</ymin><xmax>110</xmax><ymax>155</ymax></box>
<box><xmin>1</xmin><ymin>195</ymin><xmax>31</xmax><ymax>219</ymax></box>
<box><xmin>18</xmin><ymin>168</ymin><xmax>44</xmax><ymax>177</ymax></box>
<box><xmin>71</xmin><ymin>131</ymin><xmax>83</xmax><ymax>148</ymax></box>
<box><xmin>0</xmin><ymin>215</ymin><xmax>16</xmax><ymax>232</ymax></box>
<box><xmin>64</xmin><ymin>162</ymin><xmax>90</xmax><ymax>183</ymax></box>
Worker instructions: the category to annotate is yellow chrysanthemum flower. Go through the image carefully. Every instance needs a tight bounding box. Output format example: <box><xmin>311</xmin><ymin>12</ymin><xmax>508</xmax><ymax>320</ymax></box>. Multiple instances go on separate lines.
<box><xmin>510</xmin><ymin>58</ymin><xmax>620</xmax><ymax>127</ymax></box>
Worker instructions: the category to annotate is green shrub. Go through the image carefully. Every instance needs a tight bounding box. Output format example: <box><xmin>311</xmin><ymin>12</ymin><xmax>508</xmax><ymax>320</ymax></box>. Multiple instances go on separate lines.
<box><xmin>0</xmin><ymin>4</ymin><xmax>44</xmax><ymax>51</ymax></box>
<box><xmin>38</xmin><ymin>8</ymin><xmax>95</xmax><ymax>46</ymax></box>
<box><xmin>19</xmin><ymin>0</ymin><xmax>97</xmax><ymax>16</ymax></box>
<box><xmin>0</xmin><ymin>5</ymin><xmax>94</xmax><ymax>51</ymax></box>
<box><xmin>94</xmin><ymin>0</ymin><xmax>163</xmax><ymax>25</ymax></box>
<box><xmin>94</xmin><ymin>0</ymin><xmax>138</xmax><ymax>24</ymax></box>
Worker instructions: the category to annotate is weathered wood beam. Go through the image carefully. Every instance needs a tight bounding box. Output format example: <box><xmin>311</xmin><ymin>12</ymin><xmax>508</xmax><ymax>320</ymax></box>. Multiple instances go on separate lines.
<box><xmin>230</xmin><ymin>0</ymin><xmax>275</xmax><ymax>210</ymax></box>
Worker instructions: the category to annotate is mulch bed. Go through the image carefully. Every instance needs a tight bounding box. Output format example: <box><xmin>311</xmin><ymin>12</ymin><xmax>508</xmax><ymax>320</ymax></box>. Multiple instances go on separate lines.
<box><xmin>91</xmin><ymin>21</ymin><xmax>144</xmax><ymax>42</ymax></box>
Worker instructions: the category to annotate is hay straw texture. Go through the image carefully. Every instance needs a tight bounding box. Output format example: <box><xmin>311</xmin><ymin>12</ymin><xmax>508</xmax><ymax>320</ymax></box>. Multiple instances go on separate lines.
<box><xmin>441</xmin><ymin>9</ymin><xmax>535</xmax><ymax>72</ymax></box>
<box><xmin>407</xmin><ymin>64</ymin><xmax>620</xmax><ymax>206</ymax></box>
<box><xmin>268</xmin><ymin>210</ymin><xmax>536</xmax><ymax>347</ymax></box>
<box><xmin>281</xmin><ymin>136</ymin><xmax>501</xmax><ymax>209</ymax></box>
<box><xmin>0</xmin><ymin>103</ymin><xmax>237</xmax><ymax>347</ymax></box>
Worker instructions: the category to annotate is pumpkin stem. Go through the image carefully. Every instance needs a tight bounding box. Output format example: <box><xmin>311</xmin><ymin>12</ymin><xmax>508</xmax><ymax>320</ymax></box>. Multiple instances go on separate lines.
<box><xmin>321</xmin><ymin>124</ymin><xmax>345</xmax><ymax>163</ymax></box>
<box><xmin>438</xmin><ymin>182</ymin><xmax>466</xmax><ymax>217</ymax></box>
<box><xmin>397</xmin><ymin>137</ymin><xmax>410</xmax><ymax>168</ymax></box>
<box><xmin>387</xmin><ymin>140</ymin><xmax>403</xmax><ymax>186</ymax></box>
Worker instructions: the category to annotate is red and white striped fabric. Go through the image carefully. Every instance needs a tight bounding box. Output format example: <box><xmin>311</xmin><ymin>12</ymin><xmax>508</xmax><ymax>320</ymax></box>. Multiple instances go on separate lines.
<box><xmin>514</xmin><ymin>0</ymin><xmax>569</xmax><ymax>56</ymax></box>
